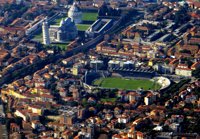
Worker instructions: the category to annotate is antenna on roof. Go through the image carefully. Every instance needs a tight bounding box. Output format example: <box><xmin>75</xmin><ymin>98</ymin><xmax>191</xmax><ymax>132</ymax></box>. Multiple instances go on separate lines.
<box><xmin>179</xmin><ymin>59</ymin><xmax>182</xmax><ymax>64</ymax></box>
<box><xmin>85</xmin><ymin>71</ymin><xmax>88</xmax><ymax>84</ymax></box>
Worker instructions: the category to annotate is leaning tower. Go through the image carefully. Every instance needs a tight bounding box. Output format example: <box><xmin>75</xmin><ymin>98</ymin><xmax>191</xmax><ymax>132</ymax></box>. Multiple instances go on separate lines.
<box><xmin>68</xmin><ymin>2</ymin><xmax>82</xmax><ymax>24</ymax></box>
<box><xmin>42</xmin><ymin>18</ymin><xmax>50</xmax><ymax>45</ymax></box>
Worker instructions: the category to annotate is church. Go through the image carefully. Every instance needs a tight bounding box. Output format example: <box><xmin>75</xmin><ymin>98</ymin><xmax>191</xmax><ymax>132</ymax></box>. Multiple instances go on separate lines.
<box><xmin>42</xmin><ymin>2</ymin><xmax>82</xmax><ymax>44</ymax></box>
<box><xmin>49</xmin><ymin>17</ymin><xmax>78</xmax><ymax>43</ymax></box>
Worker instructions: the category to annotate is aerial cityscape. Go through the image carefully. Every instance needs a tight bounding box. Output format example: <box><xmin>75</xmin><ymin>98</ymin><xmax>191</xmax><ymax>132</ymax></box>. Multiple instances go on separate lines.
<box><xmin>0</xmin><ymin>0</ymin><xmax>200</xmax><ymax>139</ymax></box>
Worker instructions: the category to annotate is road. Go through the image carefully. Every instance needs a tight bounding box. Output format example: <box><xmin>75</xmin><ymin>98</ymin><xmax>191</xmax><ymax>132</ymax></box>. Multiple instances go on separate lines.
<box><xmin>0</xmin><ymin>125</ymin><xmax>8</xmax><ymax>139</ymax></box>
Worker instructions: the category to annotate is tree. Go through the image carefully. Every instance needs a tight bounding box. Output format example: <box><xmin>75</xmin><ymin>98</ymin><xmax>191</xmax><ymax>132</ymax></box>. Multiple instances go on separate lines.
<box><xmin>192</xmin><ymin>68</ymin><xmax>200</xmax><ymax>78</ymax></box>
<box><xmin>98</xmin><ymin>3</ymin><xmax>121</xmax><ymax>17</ymax></box>
<box><xmin>179</xmin><ymin>49</ymin><xmax>191</xmax><ymax>54</ymax></box>
<box><xmin>116</xmin><ymin>42</ymin><xmax>122</xmax><ymax>50</ymax></box>
<box><xmin>98</xmin><ymin>3</ymin><xmax>108</xmax><ymax>16</ymax></box>
<box><xmin>14</xmin><ymin>117</ymin><xmax>23</xmax><ymax>128</ymax></box>
<box><xmin>174</xmin><ymin>7</ymin><xmax>190</xmax><ymax>25</ymax></box>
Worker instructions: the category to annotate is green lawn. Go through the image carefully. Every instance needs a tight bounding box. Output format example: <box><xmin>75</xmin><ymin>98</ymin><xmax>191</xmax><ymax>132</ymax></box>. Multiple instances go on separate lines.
<box><xmin>82</xmin><ymin>12</ymin><xmax>98</xmax><ymax>21</ymax></box>
<box><xmin>33</xmin><ymin>32</ymin><xmax>42</xmax><ymax>42</ymax></box>
<box><xmin>93</xmin><ymin>77</ymin><xmax>161</xmax><ymax>90</ymax></box>
<box><xmin>94</xmin><ymin>78</ymin><xmax>103</xmax><ymax>85</ymax></box>
<box><xmin>34</xmin><ymin>33</ymin><xmax>42</xmax><ymax>39</ymax></box>
<box><xmin>76</xmin><ymin>24</ymin><xmax>90</xmax><ymax>31</ymax></box>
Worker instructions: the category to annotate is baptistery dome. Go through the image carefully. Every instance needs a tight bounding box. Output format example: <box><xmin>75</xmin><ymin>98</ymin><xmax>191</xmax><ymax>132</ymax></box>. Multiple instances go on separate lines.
<box><xmin>68</xmin><ymin>2</ymin><xmax>82</xmax><ymax>24</ymax></box>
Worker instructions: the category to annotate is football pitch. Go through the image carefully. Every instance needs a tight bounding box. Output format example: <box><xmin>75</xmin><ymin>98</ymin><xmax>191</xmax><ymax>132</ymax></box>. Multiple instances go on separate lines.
<box><xmin>93</xmin><ymin>77</ymin><xmax>161</xmax><ymax>90</ymax></box>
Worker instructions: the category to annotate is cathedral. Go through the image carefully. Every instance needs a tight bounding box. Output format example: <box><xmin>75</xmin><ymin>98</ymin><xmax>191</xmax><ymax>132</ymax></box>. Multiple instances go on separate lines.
<box><xmin>42</xmin><ymin>2</ymin><xmax>81</xmax><ymax>44</ymax></box>
<box><xmin>48</xmin><ymin>17</ymin><xmax>78</xmax><ymax>43</ymax></box>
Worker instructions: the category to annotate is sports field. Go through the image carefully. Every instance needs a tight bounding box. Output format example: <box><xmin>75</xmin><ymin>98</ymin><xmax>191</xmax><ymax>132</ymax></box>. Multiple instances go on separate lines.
<box><xmin>93</xmin><ymin>77</ymin><xmax>161</xmax><ymax>90</ymax></box>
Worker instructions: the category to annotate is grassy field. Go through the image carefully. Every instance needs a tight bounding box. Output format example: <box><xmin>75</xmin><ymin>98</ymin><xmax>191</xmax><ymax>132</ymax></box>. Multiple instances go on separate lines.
<box><xmin>49</xmin><ymin>12</ymin><xmax>97</xmax><ymax>31</ymax></box>
<box><xmin>82</xmin><ymin>12</ymin><xmax>98</xmax><ymax>21</ymax></box>
<box><xmin>34</xmin><ymin>33</ymin><xmax>42</xmax><ymax>39</ymax></box>
<box><xmin>77</xmin><ymin>12</ymin><xmax>97</xmax><ymax>31</ymax></box>
<box><xmin>53</xmin><ymin>12</ymin><xmax>97</xmax><ymax>25</ymax></box>
<box><xmin>93</xmin><ymin>77</ymin><xmax>161</xmax><ymax>90</ymax></box>
<box><xmin>33</xmin><ymin>32</ymin><xmax>42</xmax><ymax>42</ymax></box>
<box><xmin>76</xmin><ymin>24</ymin><xmax>90</xmax><ymax>31</ymax></box>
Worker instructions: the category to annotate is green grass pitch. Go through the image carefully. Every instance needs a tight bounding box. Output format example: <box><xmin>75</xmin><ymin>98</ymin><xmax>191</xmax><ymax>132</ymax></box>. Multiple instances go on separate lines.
<box><xmin>93</xmin><ymin>77</ymin><xmax>161</xmax><ymax>90</ymax></box>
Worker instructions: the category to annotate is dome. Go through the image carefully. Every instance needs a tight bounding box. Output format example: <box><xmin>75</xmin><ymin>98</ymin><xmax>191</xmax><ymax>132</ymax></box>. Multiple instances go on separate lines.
<box><xmin>49</xmin><ymin>17</ymin><xmax>78</xmax><ymax>42</ymax></box>
<box><xmin>68</xmin><ymin>2</ymin><xmax>82</xmax><ymax>24</ymax></box>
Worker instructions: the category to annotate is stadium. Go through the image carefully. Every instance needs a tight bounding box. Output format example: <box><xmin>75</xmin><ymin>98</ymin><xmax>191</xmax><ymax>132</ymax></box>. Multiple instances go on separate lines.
<box><xmin>83</xmin><ymin>71</ymin><xmax>171</xmax><ymax>91</ymax></box>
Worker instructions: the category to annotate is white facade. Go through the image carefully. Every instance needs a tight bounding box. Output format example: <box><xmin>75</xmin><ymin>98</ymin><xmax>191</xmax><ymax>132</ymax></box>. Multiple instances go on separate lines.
<box><xmin>14</xmin><ymin>110</ymin><xmax>27</xmax><ymax>121</ymax></box>
<box><xmin>117</xmin><ymin>115</ymin><xmax>129</xmax><ymax>124</ymax></box>
<box><xmin>26</xmin><ymin>18</ymin><xmax>45</xmax><ymax>35</ymax></box>
<box><xmin>144</xmin><ymin>97</ymin><xmax>151</xmax><ymax>105</ymax></box>
<box><xmin>90</xmin><ymin>60</ymin><xmax>104</xmax><ymax>70</ymax></box>
<box><xmin>175</xmin><ymin>68</ymin><xmax>192</xmax><ymax>76</ymax></box>
<box><xmin>144</xmin><ymin>95</ymin><xmax>156</xmax><ymax>105</ymax></box>
<box><xmin>153</xmin><ymin>64</ymin><xmax>175</xmax><ymax>74</ymax></box>
<box><xmin>154</xmin><ymin>76</ymin><xmax>171</xmax><ymax>90</ymax></box>
<box><xmin>108</xmin><ymin>60</ymin><xmax>120</xmax><ymax>69</ymax></box>
<box><xmin>175</xmin><ymin>65</ymin><xmax>192</xmax><ymax>77</ymax></box>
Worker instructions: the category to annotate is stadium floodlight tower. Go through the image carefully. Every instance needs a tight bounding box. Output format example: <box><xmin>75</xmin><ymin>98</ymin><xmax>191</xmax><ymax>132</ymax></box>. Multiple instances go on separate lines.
<box><xmin>85</xmin><ymin>70</ymin><xmax>88</xmax><ymax>84</ymax></box>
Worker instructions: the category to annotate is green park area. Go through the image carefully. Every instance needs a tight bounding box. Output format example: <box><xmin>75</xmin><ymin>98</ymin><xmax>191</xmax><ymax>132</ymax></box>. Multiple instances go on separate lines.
<box><xmin>93</xmin><ymin>77</ymin><xmax>161</xmax><ymax>90</ymax></box>
<box><xmin>82</xmin><ymin>12</ymin><xmax>98</xmax><ymax>21</ymax></box>
<box><xmin>76</xmin><ymin>24</ymin><xmax>91</xmax><ymax>31</ymax></box>
<box><xmin>80</xmin><ymin>12</ymin><xmax>98</xmax><ymax>31</ymax></box>
<box><xmin>33</xmin><ymin>32</ymin><xmax>42</xmax><ymax>42</ymax></box>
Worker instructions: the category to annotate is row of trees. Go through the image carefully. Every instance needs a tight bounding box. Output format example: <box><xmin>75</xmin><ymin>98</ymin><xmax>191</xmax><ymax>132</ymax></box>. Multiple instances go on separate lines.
<box><xmin>174</xmin><ymin>5</ymin><xmax>190</xmax><ymax>26</ymax></box>
<box><xmin>160</xmin><ymin>79</ymin><xmax>191</xmax><ymax>105</ymax></box>
<box><xmin>98</xmin><ymin>3</ymin><xmax>121</xmax><ymax>17</ymax></box>
<box><xmin>0</xmin><ymin>3</ymin><xmax>29</xmax><ymax>25</ymax></box>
